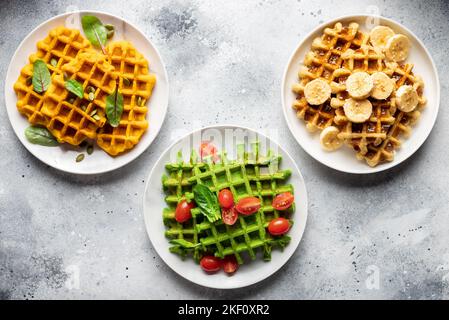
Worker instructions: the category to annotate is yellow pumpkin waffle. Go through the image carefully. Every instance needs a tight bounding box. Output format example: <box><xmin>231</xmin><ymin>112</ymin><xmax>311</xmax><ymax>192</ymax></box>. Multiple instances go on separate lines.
<box><xmin>360</xmin><ymin>63</ymin><xmax>426</xmax><ymax>167</ymax></box>
<box><xmin>292</xmin><ymin>22</ymin><xmax>369</xmax><ymax>132</ymax></box>
<box><xmin>96</xmin><ymin>41</ymin><xmax>156</xmax><ymax>156</ymax></box>
<box><xmin>42</xmin><ymin>49</ymin><xmax>117</xmax><ymax>145</ymax></box>
<box><xmin>13</xmin><ymin>26</ymin><xmax>91</xmax><ymax>125</ymax></box>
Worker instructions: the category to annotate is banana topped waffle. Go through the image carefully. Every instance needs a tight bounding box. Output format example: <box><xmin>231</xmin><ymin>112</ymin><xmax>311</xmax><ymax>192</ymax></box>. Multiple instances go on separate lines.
<box><xmin>341</xmin><ymin>44</ymin><xmax>388</xmax><ymax>75</ymax></box>
<box><xmin>360</xmin><ymin>63</ymin><xmax>426</xmax><ymax>167</ymax></box>
<box><xmin>292</xmin><ymin>22</ymin><xmax>369</xmax><ymax>132</ymax></box>
<box><xmin>162</xmin><ymin>143</ymin><xmax>294</xmax><ymax>265</ymax></box>
<box><xmin>292</xmin><ymin>21</ymin><xmax>427</xmax><ymax>167</ymax></box>
<box><xmin>42</xmin><ymin>49</ymin><xmax>117</xmax><ymax>145</ymax></box>
<box><xmin>96</xmin><ymin>41</ymin><xmax>156</xmax><ymax>156</ymax></box>
<box><xmin>13</xmin><ymin>26</ymin><xmax>91</xmax><ymax>125</ymax></box>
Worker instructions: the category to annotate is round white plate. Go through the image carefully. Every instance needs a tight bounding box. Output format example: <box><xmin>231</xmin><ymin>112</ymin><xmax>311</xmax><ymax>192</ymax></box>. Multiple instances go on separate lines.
<box><xmin>282</xmin><ymin>15</ymin><xmax>440</xmax><ymax>174</ymax></box>
<box><xmin>143</xmin><ymin>125</ymin><xmax>308</xmax><ymax>289</ymax></box>
<box><xmin>4</xmin><ymin>10</ymin><xmax>169</xmax><ymax>174</ymax></box>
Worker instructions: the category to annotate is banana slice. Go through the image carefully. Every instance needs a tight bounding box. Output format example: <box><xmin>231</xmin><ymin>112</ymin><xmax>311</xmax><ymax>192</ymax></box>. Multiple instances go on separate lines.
<box><xmin>343</xmin><ymin>98</ymin><xmax>373</xmax><ymax>123</ymax></box>
<box><xmin>320</xmin><ymin>126</ymin><xmax>343</xmax><ymax>151</ymax></box>
<box><xmin>385</xmin><ymin>34</ymin><xmax>410</xmax><ymax>62</ymax></box>
<box><xmin>346</xmin><ymin>72</ymin><xmax>374</xmax><ymax>100</ymax></box>
<box><xmin>369</xmin><ymin>26</ymin><xmax>395</xmax><ymax>50</ymax></box>
<box><xmin>395</xmin><ymin>85</ymin><xmax>419</xmax><ymax>112</ymax></box>
<box><xmin>304</xmin><ymin>79</ymin><xmax>331</xmax><ymax>105</ymax></box>
<box><xmin>370</xmin><ymin>72</ymin><xmax>395</xmax><ymax>100</ymax></box>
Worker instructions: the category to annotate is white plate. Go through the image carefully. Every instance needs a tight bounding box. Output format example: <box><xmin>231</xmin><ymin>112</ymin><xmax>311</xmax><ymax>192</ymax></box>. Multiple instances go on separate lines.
<box><xmin>4</xmin><ymin>11</ymin><xmax>169</xmax><ymax>174</ymax></box>
<box><xmin>282</xmin><ymin>15</ymin><xmax>440</xmax><ymax>174</ymax></box>
<box><xmin>143</xmin><ymin>125</ymin><xmax>308</xmax><ymax>289</ymax></box>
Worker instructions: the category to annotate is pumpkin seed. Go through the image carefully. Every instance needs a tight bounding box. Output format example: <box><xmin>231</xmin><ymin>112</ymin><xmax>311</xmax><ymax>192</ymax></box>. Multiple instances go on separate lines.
<box><xmin>137</xmin><ymin>96</ymin><xmax>142</xmax><ymax>106</ymax></box>
<box><xmin>107</xmin><ymin>29</ymin><xmax>114</xmax><ymax>39</ymax></box>
<box><xmin>68</xmin><ymin>97</ymin><xmax>75</xmax><ymax>104</ymax></box>
<box><xmin>87</xmin><ymin>86</ymin><xmax>95</xmax><ymax>93</ymax></box>
<box><xmin>105</xmin><ymin>24</ymin><xmax>115</xmax><ymax>39</ymax></box>
<box><xmin>76</xmin><ymin>153</ymin><xmax>85</xmax><ymax>162</ymax></box>
<box><xmin>63</xmin><ymin>72</ymin><xmax>69</xmax><ymax>81</ymax></box>
<box><xmin>81</xmin><ymin>104</ymin><xmax>87</xmax><ymax>111</ymax></box>
<box><xmin>123</xmin><ymin>78</ymin><xmax>131</xmax><ymax>87</ymax></box>
<box><xmin>50</xmin><ymin>58</ymin><xmax>58</xmax><ymax>67</ymax></box>
<box><xmin>87</xmin><ymin>145</ymin><xmax>94</xmax><ymax>155</ymax></box>
<box><xmin>26</xmin><ymin>76</ymin><xmax>32</xmax><ymax>86</ymax></box>
<box><xmin>89</xmin><ymin>109</ymin><xmax>97</xmax><ymax>117</ymax></box>
<box><xmin>88</xmin><ymin>92</ymin><xmax>95</xmax><ymax>101</ymax></box>
<box><xmin>93</xmin><ymin>114</ymin><xmax>101</xmax><ymax>121</ymax></box>
<box><xmin>105</xmin><ymin>24</ymin><xmax>114</xmax><ymax>31</ymax></box>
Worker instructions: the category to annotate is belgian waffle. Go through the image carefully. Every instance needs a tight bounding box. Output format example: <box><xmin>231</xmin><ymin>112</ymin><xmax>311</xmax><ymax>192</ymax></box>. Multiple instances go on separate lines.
<box><xmin>96</xmin><ymin>41</ymin><xmax>156</xmax><ymax>156</ymax></box>
<box><xmin>13</xmin><ymin>26</ymin><xmax>91</xmax><ymax>125</ymax></box>
<box><xmin>42</xmin><ymin>49</ymin><xmax>117</xmax><ymax>145</ymax></box>
<box><xmin>341</xmin><ymin>44</ymin><xmax>388</xmax><ymax>74</ymax></box>
<box><xmin>360</xmin><ymin>63</ymin><xmax>426</xmax><ymax>166</ymax></box>
<box><xmin>335</xmin><ymin>98</ymin><xmax>396</xmax><ymax>156</ymax></box>
<box><xmin>162</xmin><ymin>143</ymin><xmax>293</xmax><ymax>263</ymax></box>
<box><xmin>292</xmin><ymin>22</ymin><xmax>369</xmax><ymax>131</ymax></box>
<box><xmin>291</xmin><ymin>21</ymin><xmax>428</xmax><ymax>167</ymax></box>
<box><xmin>329</xmin><ymin>44</ymin><xmax>390</xmax><ymax>108</ymax></box>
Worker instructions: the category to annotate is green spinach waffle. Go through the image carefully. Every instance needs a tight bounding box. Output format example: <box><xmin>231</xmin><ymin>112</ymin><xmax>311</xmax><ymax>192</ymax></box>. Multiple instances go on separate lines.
<box><xmin>162</xmin><ymin>142</ymin><xmax>295</xmax><ymax>267</ymax></box>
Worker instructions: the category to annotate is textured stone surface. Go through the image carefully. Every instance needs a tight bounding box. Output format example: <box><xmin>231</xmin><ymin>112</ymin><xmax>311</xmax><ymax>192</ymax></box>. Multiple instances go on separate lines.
<box><xmin>1</xmin><ymin>0</ymin><xmax>448</xmax><ymax>299</ymax></box>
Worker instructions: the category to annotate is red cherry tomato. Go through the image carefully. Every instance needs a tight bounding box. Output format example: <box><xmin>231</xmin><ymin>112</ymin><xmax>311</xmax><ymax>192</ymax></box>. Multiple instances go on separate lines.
<box><xmin>272</xmin><ymin>192</ymin><xmax>294</xmax><ymax>211</ymax></box>
<box><xmin>221</xmin><ymin>206</ymin><xmax>238</xmax><ymax>225</ymax></box>
<box><xmin>200</xmin><ymin>256</ymin><xmax>222</xmax><ymax>273</ymax></box>
<box><xmin>235</xmin><ymin>197</ymin><xmax>261</xmax><ymax>215</ymax></box>
<box><xmin>222</xmin><ymin>255</ymin><xmax>239</xmax><ymax>275</ymax></box>
<box><xmin>218</xmin><ymin>189</ymin><xmax>234</xmax><ymax>209</ymax></box>
<box><xmin>175</xmin><ymin>200</ymin><xmax>195</xmax><ymax>223</ymax></box>
<box><xmin>267</xmin><ymin>218</ymin><xmax>291</xmax><ymax>236</ymax></box>
<box><xmin>200</xmin><ymin>141</ymin><xmax>218</xmax><ymax>161</ymax></box>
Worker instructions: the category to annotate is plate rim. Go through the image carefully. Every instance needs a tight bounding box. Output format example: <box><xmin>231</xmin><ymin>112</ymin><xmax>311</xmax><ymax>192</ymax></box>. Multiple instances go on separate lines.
<box><xmin>281</xmin><ymin>14</ymin><xmax>440</xmax><ymax>174</ymax></box>
<box><xmin>4</xmin><ymin>9</ymin><xmax>169</xmax><ymax>175</ymax></box>
<box><xmin>142</xmin><ymin>124</ymin><xmax>309</xmax><ymax>289</ymax></box>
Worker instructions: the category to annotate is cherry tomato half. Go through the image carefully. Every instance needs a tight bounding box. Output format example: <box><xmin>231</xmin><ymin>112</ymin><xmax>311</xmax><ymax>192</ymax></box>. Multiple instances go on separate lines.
<box><xmin>267</xmin><ymin>217</ymin><xmax>291</xmax><ymax>236</ymax></box>
<box><xmin>272</xmin><ymin>192</ymin><xmax>294</xmax><ymax>211</ymax></box>
<box><xmin>200</xmin><ymin>256</ymin><xmax>222</xmax><ymax>273</ymax></box>
<box><xmin>218</xmin><ymin>189</ymin><xmax>234</xmax><ymax>209</ymax></box>
<box><xmin>222</xmin><ymin>255</ymin><xmax>239</xmax><ymax>275</ymax></box>
<box><xmin>175</xmin><ymin>200</ymin><xmax>195</xmax><ymax>223</ymax></box>
<box><xmin>200</xmin><ymin>141</ymin><xmax>218</xmax><ymax>161</ymax></box>
<box><xmin>235</xmin><ymin>197</ymin><xmax>261</xmax><ymax>215</ymax></box>
<box><xmin>222</xmin><ymin>206</ymin><xmax>238</xmax><ymax>225</ymax></box>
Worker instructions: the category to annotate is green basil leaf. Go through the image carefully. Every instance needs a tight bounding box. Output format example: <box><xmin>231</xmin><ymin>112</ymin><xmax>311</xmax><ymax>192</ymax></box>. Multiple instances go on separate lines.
<box><xmin>25</xmin><ymin>126</ymin><xmax>59</xmax><ymax>146</ymax></box>
<box><xmin>81</xmin><ymin>15</ymin><xmax>107</xmax><ymax>48</ymax></box>
<box><xmin>193</xmin><ymin>184</ymin><xmax>221</xmax><ymax>223</ymax></box>
<box><xmin>32</xmin><ymin>60</ymin><xmax>51</xmax><ymax>93</ymax></box>
<box><xmin>105</xmin><ymin>89</ymin><xmax>124</xmax><ymax>127</ymax></box>
<box><xmin>65</xmin><ymin>79</ymin><xmax>84</xmax><ymax>98</ymax></box>
<box><xmin>169</xmin><ymin>239</ymin><xmax>200</xmax><ymax>248</ymax></box>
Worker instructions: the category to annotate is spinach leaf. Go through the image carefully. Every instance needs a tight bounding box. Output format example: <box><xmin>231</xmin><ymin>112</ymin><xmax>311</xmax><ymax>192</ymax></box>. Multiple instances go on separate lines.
<box><xmin>25</xmin><ymin>126</ymin><xmax>59</xmax><ymax>146</ymax></box>
<box><xmin>105</xmin><ymin>89</ymin><xmax>124</xmax><ymax>127</ymax></box>
<box><xmin>193</xmin><ymin>184</ymin><xmax>221</xmax><ymax>223</ymax></box>
<box><xmin>65</xmin><ymin>79</ymin><xmax>84</xmax><ymax>98</ymax></box>
<box><xmin>81</xmin><ymin>15</ymin><xmax>107</xmax><ymax>50</ymax></box>
<box><xmin>32</xmin><ymin>60</ymin><xmax>51</xmax><ymax>93</ymax></box>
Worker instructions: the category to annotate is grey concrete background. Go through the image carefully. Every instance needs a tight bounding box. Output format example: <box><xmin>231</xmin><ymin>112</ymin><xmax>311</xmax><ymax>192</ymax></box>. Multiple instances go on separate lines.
<box><xmin>0</xmin><ymin>0</ymin><xmax>448</xmax><ymax>300</ymax></box>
